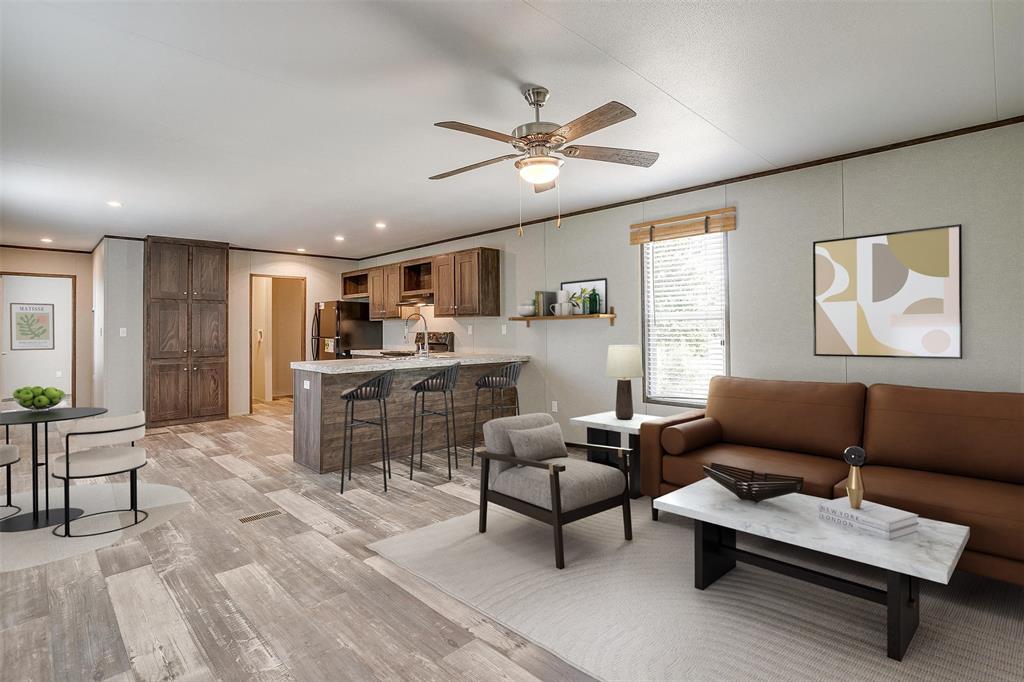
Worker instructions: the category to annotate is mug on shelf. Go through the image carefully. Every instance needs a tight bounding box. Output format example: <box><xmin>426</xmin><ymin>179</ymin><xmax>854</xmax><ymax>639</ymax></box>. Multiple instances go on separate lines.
<box><xmin>549</xmin><ymin>302</ymin><xmax>571</xmax><ymax>316</ymax></box>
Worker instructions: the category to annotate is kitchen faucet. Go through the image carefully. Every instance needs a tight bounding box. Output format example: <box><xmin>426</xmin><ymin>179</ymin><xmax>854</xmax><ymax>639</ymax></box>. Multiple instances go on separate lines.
<box><xmin>404</xmin><ymin>312</ymin><xmax>429</xmax><ymax>357</ymax></box>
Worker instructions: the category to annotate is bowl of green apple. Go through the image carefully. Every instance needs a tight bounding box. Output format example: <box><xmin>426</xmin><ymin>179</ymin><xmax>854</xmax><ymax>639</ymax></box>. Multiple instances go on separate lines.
<box><xmin>12</xmin><ymin>386</ymin><xmax>66</xmax><ymax>410</ymax></box>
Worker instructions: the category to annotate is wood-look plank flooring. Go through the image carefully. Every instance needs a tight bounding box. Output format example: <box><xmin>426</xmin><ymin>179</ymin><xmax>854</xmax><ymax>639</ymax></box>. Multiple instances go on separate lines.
<box><xmin>0</xmin><ymin>401</ymin><xmax>593</xmax><ymax>682</ymax></box>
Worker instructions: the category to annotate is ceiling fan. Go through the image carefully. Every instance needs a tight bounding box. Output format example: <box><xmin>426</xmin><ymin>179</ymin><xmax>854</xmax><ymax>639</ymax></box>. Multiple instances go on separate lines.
<box><xmin>429</xmin><ymin>86</ymin><xmax>659</xmax><ymax>193</ymax></box>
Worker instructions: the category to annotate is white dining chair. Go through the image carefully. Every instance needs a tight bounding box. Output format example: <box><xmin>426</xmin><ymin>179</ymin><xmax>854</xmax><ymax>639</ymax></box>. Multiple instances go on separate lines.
<box><xmin>52</xmin><ymin>410</ymin><xmax>148</xmax><ymax>537</ymax></box>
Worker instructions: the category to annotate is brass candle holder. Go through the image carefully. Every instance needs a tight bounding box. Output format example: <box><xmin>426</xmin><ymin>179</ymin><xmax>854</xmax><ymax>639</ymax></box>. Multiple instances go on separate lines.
<box><xmin>843</xmin><ymin>446</ymin><xmax>867</xmax><ymax>509</ymax></box>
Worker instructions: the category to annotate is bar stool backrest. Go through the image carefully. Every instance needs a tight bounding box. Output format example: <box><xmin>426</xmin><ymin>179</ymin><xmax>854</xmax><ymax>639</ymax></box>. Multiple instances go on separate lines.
<box><xmin>413</xmin><ymin>363</ymin><xmax>461</xmax><ymax>393</ymax></box>
<box><xmin>476</xmin><ymin>361</ymin><xmax>522</xmax><ymax>389</ymax></box>
<box><xmin>65</xmin><ymin>411</ymin><xmax>147</xmax><ymax>453</ymax></box>
<box><xmin>344</xmin><ymin>370</ymin><xmax>395</xmax><ymax>401</ymax></box>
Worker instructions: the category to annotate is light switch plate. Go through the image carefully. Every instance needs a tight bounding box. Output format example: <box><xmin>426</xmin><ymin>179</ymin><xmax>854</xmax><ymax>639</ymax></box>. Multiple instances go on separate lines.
<box><xmin>303</xmin><ymin>380</ymin><xmax>311</xmax><ymax>390</ymax></box>
<box><xmin>468</xmin><ymin>324</ymin><xmax>473</xmax><ymax>335</ymax></box>
<box><xmin>119</xmin><ymin>327</ymin><xmax>127</xmax><ymax>337</ymax></box>
<box><xmin>56</xmin><ymin>370</ymin><xmax>62</xmax><ymax>378</ymax></box>
<box><xmin>501</xmin><ymin>324</ymin><xmax>507</xmax><ymax>336</ymax></box>
<box><xmin>551</xmin><ymin>400</ymin><xmax>558</xmax><ymax>413</ymax></box>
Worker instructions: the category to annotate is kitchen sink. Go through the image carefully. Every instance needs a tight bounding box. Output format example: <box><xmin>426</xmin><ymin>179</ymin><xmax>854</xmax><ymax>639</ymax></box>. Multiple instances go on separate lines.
<box><xmin>379</xmin><ymin>350</ymin><xmax>417</xmax><ymax>357</ymax></box>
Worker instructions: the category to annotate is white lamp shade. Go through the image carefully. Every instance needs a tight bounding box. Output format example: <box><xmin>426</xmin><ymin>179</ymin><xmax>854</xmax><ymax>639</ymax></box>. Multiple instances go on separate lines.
<box><xmin>606</xmin><ymin>344</ymin><xmax>643</xmax><ymax>379</ymax></box>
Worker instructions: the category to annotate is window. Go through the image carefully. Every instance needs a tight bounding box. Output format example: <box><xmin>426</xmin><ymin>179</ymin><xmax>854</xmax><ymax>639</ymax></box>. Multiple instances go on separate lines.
<box><xmin>641</xmin><ymin>232</ymin><xmax>729</xmax><ymax>406</ymax></box>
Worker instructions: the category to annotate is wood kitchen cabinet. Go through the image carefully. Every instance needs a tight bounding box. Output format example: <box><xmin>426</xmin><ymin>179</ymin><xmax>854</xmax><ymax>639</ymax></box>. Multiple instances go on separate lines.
<box><xmin>343</xmin><ymin>246</ymin><xmax>500</xmax><ymax>319</ymax></box>
<box><xmin>367</xmin><ymin>264</ymin><xmax>402</xmax><ymax>320</ymax></box>
<box><xmin>145</xmin><ymin>236</ymin><xmax>229</xmax><ymax>426</ymax></box>
<box><xmin>436</xmin><ymin>248</ymin><xmax>500</xmax><ymax>317</ymax></box>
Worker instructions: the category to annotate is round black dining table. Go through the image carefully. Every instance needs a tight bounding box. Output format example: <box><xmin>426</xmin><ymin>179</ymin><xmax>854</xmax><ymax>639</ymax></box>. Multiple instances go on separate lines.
<box><xmin>1</xmin><ymin>406</ymin><xmax>107</xmax><ymax>532</ymax></box>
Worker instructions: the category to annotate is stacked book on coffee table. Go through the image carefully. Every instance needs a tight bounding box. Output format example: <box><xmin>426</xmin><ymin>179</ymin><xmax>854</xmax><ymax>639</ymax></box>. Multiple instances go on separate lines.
<box><xmin>818</xmin><ymin>498</ymin><xmax>918</xmax><ymax>540</ymax></box>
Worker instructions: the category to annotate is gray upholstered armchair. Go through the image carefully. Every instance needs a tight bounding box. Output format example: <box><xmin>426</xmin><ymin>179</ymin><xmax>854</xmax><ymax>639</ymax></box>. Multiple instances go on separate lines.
<box><xmin>477</xmin><ymin>413</ymin><xmax>632</xmax><ymax>569</ymax></box>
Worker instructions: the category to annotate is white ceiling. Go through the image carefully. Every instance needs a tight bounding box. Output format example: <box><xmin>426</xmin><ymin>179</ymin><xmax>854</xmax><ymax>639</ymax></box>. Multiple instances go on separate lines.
<box><xmin>2</xmin><ymin>1</ymin><xmax>1021</xmax><ymax>257</ymax></box>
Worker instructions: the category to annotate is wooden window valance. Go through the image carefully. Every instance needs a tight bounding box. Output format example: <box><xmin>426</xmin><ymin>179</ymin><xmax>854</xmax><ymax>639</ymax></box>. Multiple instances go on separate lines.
<box><xmin>629</xmin><ymin>207</ymin><xmax>736</xmax><ymax>245</ymax></box>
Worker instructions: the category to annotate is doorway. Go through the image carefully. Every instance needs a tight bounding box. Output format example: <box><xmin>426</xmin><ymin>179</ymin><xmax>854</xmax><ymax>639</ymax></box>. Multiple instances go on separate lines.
<box><xmin>249</xmin><ymin>275</ymin><xmax>306</xmax><ymax>412</ymax></box>
<box><xmin>0</xmin><ymin>273</ymin><xmax>76</xmax><ymax>407</ymax></box>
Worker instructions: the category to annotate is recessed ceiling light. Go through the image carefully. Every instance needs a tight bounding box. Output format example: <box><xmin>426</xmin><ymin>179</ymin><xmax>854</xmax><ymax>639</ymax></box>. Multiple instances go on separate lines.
<box><xmin>334</xmin><ymin>236</ymin><xmax>345</xmax><ymax>241</ymax></box>
<box><xmin>296</xmin><ymin>248</ymin><xmax>306</xmax><ymax>252</ymax></box>
<box><xmin>375</xmin><ymin>222</ymin><xmax>386</xmax><ymax>229</ymax></box>
<box><xmin>40</xmin><ymin>237</ymin><xmax>53</xmax><ymax>243</ymax></box>
<box><xmin>106</xmin><ymin>200</ymin><xmax>122</xmax><ymax>208</ymax></box>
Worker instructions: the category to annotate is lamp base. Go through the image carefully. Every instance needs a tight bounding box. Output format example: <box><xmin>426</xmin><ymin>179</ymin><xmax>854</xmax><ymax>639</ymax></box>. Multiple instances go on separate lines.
<box><xmin>615</xmin><ymin>379</ymin><xmax>634</xmax><ymax>420</ymax></box>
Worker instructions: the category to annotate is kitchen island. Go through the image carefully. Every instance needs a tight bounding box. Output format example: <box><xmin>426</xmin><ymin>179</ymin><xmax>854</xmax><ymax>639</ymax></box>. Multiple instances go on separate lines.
<box><xmin>291</xmin><ymin>352</ymin><xmax>529</xmax><ymax>473</ymax></box>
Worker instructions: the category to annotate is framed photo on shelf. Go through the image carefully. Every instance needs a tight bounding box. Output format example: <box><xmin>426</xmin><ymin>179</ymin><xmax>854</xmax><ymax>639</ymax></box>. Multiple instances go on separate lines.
<box><xmin>10</xmin><ymin>302</ymin><xmax>55</xmax><ymax>350</ymax></box>
<box><xmin>560</xmin><ymin>278</ymin><xmax>608</xmax><ymax>314</ymax></box>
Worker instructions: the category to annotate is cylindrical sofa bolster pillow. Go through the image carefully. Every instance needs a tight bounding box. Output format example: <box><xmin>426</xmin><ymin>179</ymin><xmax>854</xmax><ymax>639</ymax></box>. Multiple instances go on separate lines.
<box><xmin>660</xmin><ymin>417</ymin><xmax>722</xmax><ymax>455</ymax></box>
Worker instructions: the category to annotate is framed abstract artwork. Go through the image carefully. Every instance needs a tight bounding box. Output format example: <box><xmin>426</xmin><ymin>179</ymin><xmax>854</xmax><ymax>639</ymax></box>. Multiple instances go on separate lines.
<box><xmin>813</xmin><ymin>225</ymin><xmax>961</xmax><ymax>357</ymax></box>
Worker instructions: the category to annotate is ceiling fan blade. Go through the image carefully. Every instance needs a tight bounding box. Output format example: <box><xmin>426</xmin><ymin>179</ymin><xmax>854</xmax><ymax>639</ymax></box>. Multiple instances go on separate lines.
<box><xmin>534</xmin><ymin>180</ymin><xmax>557</xmax><ymax>193</ymax></box>
<box><xmin>434</xmin><ymin>121</ymin><xmax>518</xmax><ymax>144</ymax></box>
<box><xmin>561</xmin><ymin>145</ymin><xmax>659</xmax><ymax>167</ymax></box>
<box><xmin>429</xmin><ymin>154</ymin><xmax>521</xmax><ymax>180</ymax></box>
<box><xmin>550</xmin><ymin>102</ymin><xmax>636</xmax><ymax>144</ymax></box>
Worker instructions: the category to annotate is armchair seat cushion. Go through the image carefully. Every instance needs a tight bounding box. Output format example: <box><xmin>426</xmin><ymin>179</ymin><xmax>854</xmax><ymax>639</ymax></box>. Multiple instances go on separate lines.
<box><xmin>490</xmin><ymin>458</ymin><xmax>625</xmax><ymax>512</ymax></box>
<box><xmin>662</xmin><ymin>443</ymin><xmax>849</xmax><ymax>498</ymax></box>
<box><xmin>52</xmin><ymin>446</ymin><xmax>147</xmax><ymax>479</ymax></box>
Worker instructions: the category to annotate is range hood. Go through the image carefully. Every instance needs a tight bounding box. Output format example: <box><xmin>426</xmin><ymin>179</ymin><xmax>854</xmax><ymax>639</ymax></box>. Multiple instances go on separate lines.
<box><xmin>398</xmin><ymin>293</ymin><xmax>434</xmax><ymax>307</ymax></box>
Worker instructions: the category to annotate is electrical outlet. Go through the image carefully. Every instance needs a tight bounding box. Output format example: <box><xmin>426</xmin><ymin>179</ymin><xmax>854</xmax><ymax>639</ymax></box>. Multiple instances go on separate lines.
<box><xmin>303</xmin><ymin>380</ymin><xmax>310</xmax><ymax>390</ymax></box>
<box><xmin>551</xmin><ymin>400</ymin><xmax>558</xmax><ymax>413</ymax></box>
<box><xmin>501</xmin><ymin>324</ymin><xmax>507</xmax><ymax>336</ymax></box>
<box><xmin>119</xmin><ymin>327</ymin><xmax>127</xmax><ymax>337</ymax></box>
<box><xmin>468</xmin><ymin>324</ymin><xmax>473</xmax><ymax>335</ymax></box>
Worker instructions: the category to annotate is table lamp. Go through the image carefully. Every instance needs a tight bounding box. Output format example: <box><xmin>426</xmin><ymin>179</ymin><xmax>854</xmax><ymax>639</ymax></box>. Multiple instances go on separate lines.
<box><xmin>606</xmin><ymin>344</ymin><xmax>643</xmax><ymax>420</ymax></box>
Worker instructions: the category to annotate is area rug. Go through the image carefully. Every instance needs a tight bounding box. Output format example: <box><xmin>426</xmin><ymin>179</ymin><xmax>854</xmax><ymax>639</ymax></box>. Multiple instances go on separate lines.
<box><xmin>369</xmin><ymin>500</ymin><xmax>1022</xmax><ymax>682</ymax></box>
<box><xmin>0</xmin><ymin>482</ymin><xmax>192</xmax><ymax>572</ymax></box>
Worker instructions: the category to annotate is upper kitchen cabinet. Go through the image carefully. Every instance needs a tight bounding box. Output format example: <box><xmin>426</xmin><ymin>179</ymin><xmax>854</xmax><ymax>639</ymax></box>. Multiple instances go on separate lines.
<box><xmin>343</xmin><ymin>246</ymin><xmax>500</xmax><ymax>319</ymax></box>
<box><xmin>439</xmin><ymin>248</ymin><xmax>500</xmax><ymax>317</ymax></box>
<box><xmin>147</xmin><ymin>240</ymin><xmax>190</xmax><ymax>299</ymax></box>
<box><xmin>191</xmin><ymin>246</ymin><xmax>228</xmax><ymax>300</ymax></box>
<box><xmin>367</xmin><ymin>265</ymin><xmax>402</xmax><ymax>320</ymax></box>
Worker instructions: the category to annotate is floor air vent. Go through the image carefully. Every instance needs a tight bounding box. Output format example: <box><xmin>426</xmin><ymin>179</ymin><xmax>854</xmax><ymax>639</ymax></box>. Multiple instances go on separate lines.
<box><xmin>238</xmin><ymin>509</ymin><xmax>283</xmax><ymax>524</ymax></box>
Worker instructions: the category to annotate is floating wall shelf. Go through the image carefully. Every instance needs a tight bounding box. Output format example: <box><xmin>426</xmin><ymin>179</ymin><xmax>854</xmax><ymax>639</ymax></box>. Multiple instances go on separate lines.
<box><xmin>509</xmin><ymin>306</ymin><xmax>616</xmax><ymax>328</ymax></box>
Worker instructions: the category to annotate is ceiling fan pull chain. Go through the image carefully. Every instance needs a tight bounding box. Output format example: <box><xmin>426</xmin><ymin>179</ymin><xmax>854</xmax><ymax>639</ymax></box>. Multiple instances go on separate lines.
<box><xmin>555</xmin><ymin>179</ymin><xmax>562</xmax><ymax>229</ymax></box>
<box><xmin>517</xmin><ymin>174</ymin><xmax>524</xmax><ymax>237</ymax></box>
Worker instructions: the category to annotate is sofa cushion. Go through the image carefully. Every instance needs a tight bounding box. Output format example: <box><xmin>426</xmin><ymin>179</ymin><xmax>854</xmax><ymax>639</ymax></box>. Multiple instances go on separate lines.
<box><xmin>832</xmin><ymin>466</ymin><xmax>1024</xmax><ymax>562</ymax></box>
<box><xmin>661</xmin><ymin>417</ymin><xmax>722</xmax><ymax>455</ymax></box>
<box><xmin>706</xmin><ymin>376</ymin><xmax>866</xmax><ymax>459</ymax></box>
<box><xmin>490</xmin><ymin>457</ymin><xmax>625</xmax><ymax>511</ymax></box>
<box><xmin>662</xmin><ymin>443</ymin><xmax>850</xmax><ymax>498</ymax></box>
<box><xmin>864</xmin><ymin>384</ymin><xmax>1024</xmax><ymax>484</ymax></box>
<box><xmin>507</xmin><ymin>422</ymin><xmax>568</xmax><ymax>462</ymax></box>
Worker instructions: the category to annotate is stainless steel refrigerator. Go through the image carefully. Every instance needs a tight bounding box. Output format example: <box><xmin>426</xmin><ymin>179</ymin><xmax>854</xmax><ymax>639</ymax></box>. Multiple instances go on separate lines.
<box><xmin>310</xmin><ymin>301</ymin><xmax>382</xmax><ymax>359</ymax></box>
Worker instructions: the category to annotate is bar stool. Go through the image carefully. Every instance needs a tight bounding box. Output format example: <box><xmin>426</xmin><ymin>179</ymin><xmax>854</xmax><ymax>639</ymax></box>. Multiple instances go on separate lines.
<box><xmin>1</xmin><ymin>426</ymin><xmax>20</xmax><ymax>521</ymax></box>
<box><xmin>470</xmin><ymin>361</ymin><xmax>523</xmax><ymax>466</ymax></box>
<box><xmin>409</xmin><ymin>363</ymin><xmax>461</xmax><ymax>481</ymax></box>
<box><xmin>340</xmin><ymin>370</ymin><xmax>395</xmax><ymax>494</ymax></box>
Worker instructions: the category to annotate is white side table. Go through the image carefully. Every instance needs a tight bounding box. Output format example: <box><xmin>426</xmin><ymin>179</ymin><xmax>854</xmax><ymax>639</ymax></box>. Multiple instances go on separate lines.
<box><xmin>570</xmin><ymin>411</ymin><xmax>660</xmax><ymax>498</ymax></box>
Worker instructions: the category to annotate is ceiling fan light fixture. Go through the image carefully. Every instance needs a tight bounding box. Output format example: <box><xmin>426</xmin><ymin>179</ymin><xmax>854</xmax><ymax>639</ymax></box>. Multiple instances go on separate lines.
<box><xmin>516</xmin><ymin>156</ymin><xmax>562</xmax><ymax>185</ymax></box>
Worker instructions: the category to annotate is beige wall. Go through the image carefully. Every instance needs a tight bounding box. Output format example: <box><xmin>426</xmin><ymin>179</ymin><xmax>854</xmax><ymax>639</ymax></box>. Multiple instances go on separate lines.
<box><xmin>0</xmin><ymin>246</ymin><xmax>94</xmax><ymax>406</ymax></box>
<box><xmin>251</xmin><ymin>276</ymin><xmax>273</xmax><ymax>402</ymax></box>
<box><xmin>361</xmin><ymin>123</ymin><xmax>1024</xmax><ymax>441</ymax></box>
<box><xmin>229</xmin><ymin>251</ymin><xmax>359</xmax><ymax>415</ymax></box>
<box><xmin>271</xmin><ymin>278</ymin><xmax>305</xmax><ymax>398</ymax></box>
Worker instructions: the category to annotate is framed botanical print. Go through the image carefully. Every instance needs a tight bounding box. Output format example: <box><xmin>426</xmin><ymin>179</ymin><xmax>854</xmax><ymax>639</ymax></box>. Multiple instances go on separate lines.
<box><xmin>10</xmin><ymin>303</ymin><xmax>55</xmax><ymax>350</ymax></box>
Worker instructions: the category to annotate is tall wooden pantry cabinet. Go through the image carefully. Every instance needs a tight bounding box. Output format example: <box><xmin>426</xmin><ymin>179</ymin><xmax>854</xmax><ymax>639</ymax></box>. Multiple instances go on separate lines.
<box><xmin>145</xmin><ymin>236</ymin><xmax>229</xmax><ymax>426</ymax></box>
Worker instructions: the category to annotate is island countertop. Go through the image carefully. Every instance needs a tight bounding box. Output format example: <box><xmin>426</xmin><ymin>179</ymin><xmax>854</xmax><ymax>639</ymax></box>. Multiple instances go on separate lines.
<box><xmin>291</xmin><ymin>351</ymin><xmax>530</xmax><ymax>374</ymax></box>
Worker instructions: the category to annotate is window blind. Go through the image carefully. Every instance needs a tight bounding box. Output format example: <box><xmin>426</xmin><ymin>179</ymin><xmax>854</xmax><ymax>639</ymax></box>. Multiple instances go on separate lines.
<box><xmin>642</xmin><ymin>232</ymin><xmax>729</xmax><ymax>405</ymax></box>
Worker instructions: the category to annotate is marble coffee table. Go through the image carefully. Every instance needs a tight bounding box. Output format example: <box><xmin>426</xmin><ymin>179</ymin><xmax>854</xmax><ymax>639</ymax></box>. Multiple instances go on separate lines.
<box><xmin>654</xmin><ymin>478</ymin><xmax>970</xmax><ymax>661</ymax></box>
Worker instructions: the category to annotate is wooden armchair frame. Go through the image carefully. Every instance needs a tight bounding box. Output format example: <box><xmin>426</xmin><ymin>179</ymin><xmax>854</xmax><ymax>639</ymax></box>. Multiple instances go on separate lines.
<box><xmin>478</xmin><ymin>441</ymin><xmax>632</xmax><ymax>569</ymax></box>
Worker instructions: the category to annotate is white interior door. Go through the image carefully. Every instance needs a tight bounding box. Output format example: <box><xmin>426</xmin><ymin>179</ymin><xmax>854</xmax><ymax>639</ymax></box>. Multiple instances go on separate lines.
<box><xmin>1</xmin><ymin>274</ymin><xmax>74</xmax><ymax>403</ymax></box>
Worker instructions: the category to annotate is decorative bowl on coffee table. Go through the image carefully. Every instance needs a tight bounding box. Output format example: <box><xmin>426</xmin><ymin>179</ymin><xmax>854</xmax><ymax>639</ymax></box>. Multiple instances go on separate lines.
<box><xmin>702</xmin><ymin>463</ymin><xmax>803</xmax><ymax>502</ymax></box>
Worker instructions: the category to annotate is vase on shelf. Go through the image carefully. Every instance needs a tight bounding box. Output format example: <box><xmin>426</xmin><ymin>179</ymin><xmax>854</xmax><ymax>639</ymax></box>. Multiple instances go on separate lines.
<box><xmin>589</xmin><ymin>290</ymin><xmax>600</xmax><ymax>314</ymax></box>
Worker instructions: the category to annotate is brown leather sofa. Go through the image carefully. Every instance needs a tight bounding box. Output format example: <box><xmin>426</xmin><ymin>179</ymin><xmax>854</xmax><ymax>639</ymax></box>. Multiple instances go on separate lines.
<box><xmin>640</xmin><ymin>376</ymin><xmax>1024</xmax><ymax>585</ymax></box>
